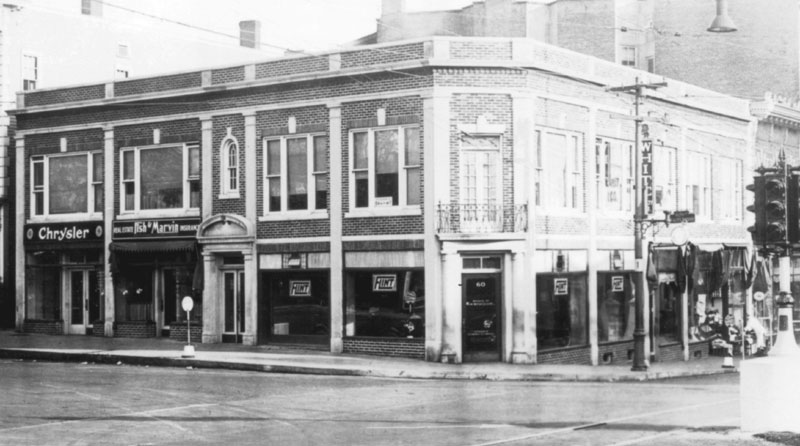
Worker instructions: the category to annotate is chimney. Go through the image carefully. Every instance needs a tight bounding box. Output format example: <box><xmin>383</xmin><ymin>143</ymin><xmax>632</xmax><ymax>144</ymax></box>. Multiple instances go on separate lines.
<box><xmin>382</xmin><ymin>0</ymin><xmax>407</xmax><ymax>17</ymax></box>
<box><xmin>239</xmin><ymin>20</ymin><xmax>261</xmax><ymax>49</ymax></box>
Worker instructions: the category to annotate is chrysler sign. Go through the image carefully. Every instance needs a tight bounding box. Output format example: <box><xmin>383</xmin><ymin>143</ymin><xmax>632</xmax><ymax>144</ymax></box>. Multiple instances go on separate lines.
<box><xmin>25</xmin><ymin>222</ymin><xmax>104</xmax><ymax>244</ymax></box>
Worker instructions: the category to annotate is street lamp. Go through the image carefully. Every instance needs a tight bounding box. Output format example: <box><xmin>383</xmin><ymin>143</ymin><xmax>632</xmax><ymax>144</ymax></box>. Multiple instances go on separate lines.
<box><xmin>708</xmin><ymin>0</ymin><xmax>738</xmax><ymax>33</ymax></box>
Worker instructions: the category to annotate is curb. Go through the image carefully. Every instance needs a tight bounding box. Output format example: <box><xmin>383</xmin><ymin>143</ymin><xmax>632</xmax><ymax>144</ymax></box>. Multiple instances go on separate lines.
<box><xmin>0</xmin><ymin>348</ymin><xmax>739</xmax><ymax>382</ymax></box>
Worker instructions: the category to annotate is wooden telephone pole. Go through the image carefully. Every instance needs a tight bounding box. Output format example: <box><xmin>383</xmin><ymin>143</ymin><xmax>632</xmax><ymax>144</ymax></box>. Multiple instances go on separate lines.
<box><xmin>608</xmin><ymin>78</ymin><xmax>667</xmax><ymax>371</ymax></box>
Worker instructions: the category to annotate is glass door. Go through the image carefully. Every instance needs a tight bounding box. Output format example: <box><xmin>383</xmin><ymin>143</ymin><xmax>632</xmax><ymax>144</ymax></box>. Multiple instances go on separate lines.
<box><xmin>223</xmin><ymin>269</ymin><xmax>245</xmax><ymax>343</ymax></box>
<box><xmin>67</xmin><ymin>270</ymin><xmax>100</xmax><ymax>335</ymax></box>
<box><xmin>460</xmin><ymin>135</ymin><xmax>502</xmax><ymax>232</ymax></box>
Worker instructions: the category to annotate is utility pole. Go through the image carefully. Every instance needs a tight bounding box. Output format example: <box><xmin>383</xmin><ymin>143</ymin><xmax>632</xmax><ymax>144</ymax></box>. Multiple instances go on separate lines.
<box><xmin>608</xmin><ymin>78</ymin><xmax>667</xmax><ymax>371</ymax></box>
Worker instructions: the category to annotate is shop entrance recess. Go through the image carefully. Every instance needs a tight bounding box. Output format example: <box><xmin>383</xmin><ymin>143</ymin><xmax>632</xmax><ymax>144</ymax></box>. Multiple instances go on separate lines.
<box><xmin>66</xmin><ymin>269</ymin><xmax>100</xmax><ymax>335</ymax></box>
<box><xmin>222</xmin><ymin>269</ymin><xmax>245</xmax><ymax>343</ymax></box>
<box><xmin>461</xmin><ymin>255</ymin><xmax>503</xmax><ymax>362</ymax></box>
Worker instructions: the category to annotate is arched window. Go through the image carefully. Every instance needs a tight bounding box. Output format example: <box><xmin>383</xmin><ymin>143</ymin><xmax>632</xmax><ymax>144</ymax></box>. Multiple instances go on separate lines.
<box><xmin>221</xmin><ymin>134</ymin><xmax>239</xmax><ymax>197</ymax></box>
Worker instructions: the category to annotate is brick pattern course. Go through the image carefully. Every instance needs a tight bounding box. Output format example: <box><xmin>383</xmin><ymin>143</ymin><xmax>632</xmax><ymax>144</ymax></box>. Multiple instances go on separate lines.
<box><xmin>23</xmin><ymin>320</ymin><xmax>63</xmax><ymax>335</ymax></box>
<box><xmin>343</xmin><ymin>337</ymin><xmax>425</xmax><ymax>359</ymax></box>
<box><xmin>340</xmin><ymin>42</ymin><xmax>426</xmax><ymax>69</ymax></box>
<box><xmin>25</xmin><ymin>84</ymin><xmax>106</xmax><ymax>107</ymax></box>
<box><xmin>212</xmin><ymin>66</ymin><xmax>246</xmax><ymax>85</ymax></box>
<box><xmin>115</xmin><ymin>72</ymin><xmax>203</xmax><ymax>97</ymax></box>
<box><xmin>538</xmin><ymin>346</ymin><xmax>592</xmax><ymax>365</ymax></box>
<box><xmin>256</xmin><ymin>56</ymin><xmax>329</xmax><ymax>79</ymax></box>
<box><xmin>114</xmin><ymin>321</ymin><xmax>156</xmax><ymax>338</ymax></box>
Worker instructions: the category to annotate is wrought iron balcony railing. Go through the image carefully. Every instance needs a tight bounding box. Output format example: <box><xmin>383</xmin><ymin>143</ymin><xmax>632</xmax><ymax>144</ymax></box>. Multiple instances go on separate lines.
<box><xmin>436</xmin><ymin>203</ymin><xmax>528</xmax><ymax>234</ymax></box>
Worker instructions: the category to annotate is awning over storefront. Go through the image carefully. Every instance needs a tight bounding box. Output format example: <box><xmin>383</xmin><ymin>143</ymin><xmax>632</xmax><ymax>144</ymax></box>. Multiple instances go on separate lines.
<box><xmin>109</xmin><ymin>240</ymin><xmax>197</xmax><ymax>254</ymax></box>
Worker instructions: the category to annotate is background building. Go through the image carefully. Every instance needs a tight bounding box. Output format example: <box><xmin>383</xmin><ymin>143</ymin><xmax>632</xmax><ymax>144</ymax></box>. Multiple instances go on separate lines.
<box><xmin>0</xmin><ymin>0</ymin><xmax>276</xmax><ymax>327</ymax></box>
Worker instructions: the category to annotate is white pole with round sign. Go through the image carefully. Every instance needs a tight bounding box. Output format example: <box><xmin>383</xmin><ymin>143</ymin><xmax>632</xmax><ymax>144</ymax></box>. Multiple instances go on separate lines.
<box><xmin>181</xmin><ymin>296</ymin><xmax>195</xmax><ymax>358</ymax></box>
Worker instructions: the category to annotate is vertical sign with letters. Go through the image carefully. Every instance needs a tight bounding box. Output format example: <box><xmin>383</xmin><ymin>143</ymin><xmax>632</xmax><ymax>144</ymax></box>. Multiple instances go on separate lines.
<box><xmin>642</xmin><ymin>138</ymin><xmax>654</xmax><ymax>215</ymax></box>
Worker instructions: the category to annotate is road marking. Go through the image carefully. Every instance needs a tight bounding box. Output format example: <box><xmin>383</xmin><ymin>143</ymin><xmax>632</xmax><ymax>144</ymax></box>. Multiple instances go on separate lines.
<box><xmin>466</xmin><ymin>398</ymin><xmax>739</xmax><ymax>446</ymax></box>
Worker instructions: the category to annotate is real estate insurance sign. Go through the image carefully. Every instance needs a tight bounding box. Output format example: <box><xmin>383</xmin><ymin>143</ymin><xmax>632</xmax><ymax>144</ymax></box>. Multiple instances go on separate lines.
<box><xmin>112</xmin><ymin>218</ymin><xmax>200</xmax><ymax>239</ymax></box>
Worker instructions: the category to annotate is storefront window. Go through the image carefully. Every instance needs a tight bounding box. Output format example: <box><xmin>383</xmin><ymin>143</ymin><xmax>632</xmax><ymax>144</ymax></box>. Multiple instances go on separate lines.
<box><xmin>265</xmin><ymin>271</ymin><xmax>330</xmax><ymax>336</ymax></box>
<box><xmin>656</xmin><ymin>283</ymin><xmax>681</xmax><ymax>344</ymax></box>
<box><xmin>345</xmin><ymin>270</ymin><xmax>425</xmax><ymax>338</ymax></box>
<box><xmin>25</xmin><ymin>251</ymin><xmax>61</xmax><ymax>320</ymax></box>
<box><xmin>536</xmin><ymin>273</ymin><xmax>587</xmax><ymax>350</ymax></box>
<box><xmin>597</xmin><ymin>272</ymin><xmax>634</xmax><ymax>342</ymax></box>
<box><xmin>115</xmin><ymin>266</ymin><xmax>153</xmax><ymax>322</ymax></box>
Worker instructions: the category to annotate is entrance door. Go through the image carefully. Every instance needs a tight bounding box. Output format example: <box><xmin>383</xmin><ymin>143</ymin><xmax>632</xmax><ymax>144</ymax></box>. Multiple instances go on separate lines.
<box><xmin>462</xmin><ymin>274</ymin><xmax>501</xmax><ymax>362</ymax></box>
<box><xmin>460</xmin><ymin>136</ymin><xmax>502</xmax><ymax>232</ymax></box>
<box><xmin>67</xmin><ymin>270</ymin><xmax>100</xmax><ymax>335</ymax></box>
<box><xmin>223</xmin><ymin>269</ymin><xmax>245</xmax><ymax>343</ymax></box>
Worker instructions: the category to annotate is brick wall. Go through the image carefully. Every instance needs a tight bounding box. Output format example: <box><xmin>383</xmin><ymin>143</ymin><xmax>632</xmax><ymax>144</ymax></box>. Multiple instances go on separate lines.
<box><xmin>92</xmin><ymin>322</ymin><xmax>106</xmax><ymax>337</ymax></box>
<box><xmin>256</xmin><ymin>56</ymin><xmax>329</xmax><ymax>79</ymax></box>
<box><xmin>25</xmin><ymin>84</ymin><xmax>106</xmax><ymax>108</ymax></box>
<box><xmin>114</xmin><ymin>321</ymin><xmax>156</xmax><ymax>338</ymax></box>
<box><xmin>340</xmin><ymin>42</ymin><xmax>426</xmax><ymax>69</ymax></box>
<box><xmin>450</xmin><ymin>41</ymin><xmax>513</xmax><ymax>60</ymax></box>
<box><xmin>343</xmin><ymin>336</ymin><xmax>425</xmax><ymax>359</ymax></box>
<box><xmin>23</xmin><ymin>320</ymin><xmax>63</xmax><ymax>335</ymax></box>
<box><xmin>341</xmin><ymin>97</ymin><xmax>425</xmax><ymax>237</ymax></box>
<box><xmin>212</xmin><ymin>66</ymin><xmax>246</xmax><ymax>85</ymax></box>
<box><xmin>538</xmin><ymin>346</ymin><xmax>592</xmax><ymax>365</ymax></box>
<box><xmin>169</xmin><ymin>324</ymin><xmax>203</xmax><ymax>343</ymax></box>
<box><xmin>598</xmin><ymin>340</ymin><xmax>634</xmax><ymax>365</ymax></box>
<box><xmin>115</xmin><ymin>72</ymin><xmax>203</xmax><ymax>97</ymax></box>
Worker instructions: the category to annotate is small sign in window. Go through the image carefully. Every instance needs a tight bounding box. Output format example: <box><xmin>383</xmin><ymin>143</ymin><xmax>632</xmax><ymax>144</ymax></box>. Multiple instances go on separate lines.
<box><xmin>611</xmin><ymin>276</ymin><xmax>624</xmax><ymax>292</ymax></box>
<box><xmin>373</xmin><ymin>274</ymin><xmax>397</xmax><ymax>292</ymax></box>
<box><xmin>289</xmin><ymin>280</ymin><xmax>312</xmax><ymax>297</ymax></box>
<box><xmin>554</xmin><ymin>278</ymin><xmax>569</xmax><ymax>296</ymax></box>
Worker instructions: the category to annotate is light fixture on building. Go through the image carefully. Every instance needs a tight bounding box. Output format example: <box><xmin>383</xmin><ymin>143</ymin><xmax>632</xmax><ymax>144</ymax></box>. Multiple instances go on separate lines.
<box><xmin>707</xmin><ymin>0</ymin><xmax>737</xmax><ymax>33</ymax></box>
<box><xmin>611</xmin><ymin>250</ymin><xmax>624</xmax><ymax>270</ymax></box>
<box><xmin>555</xmin><ymin>251</ymin><xmax>566</xmax><ymax>272</ymax></box>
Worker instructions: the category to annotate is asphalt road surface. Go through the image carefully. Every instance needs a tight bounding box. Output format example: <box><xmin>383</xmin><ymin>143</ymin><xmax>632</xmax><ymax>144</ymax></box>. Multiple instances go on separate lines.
<box><xmin>0</xmin><ymin>358</ymin><xmax>774</xmax><ymax>446</ymax></box>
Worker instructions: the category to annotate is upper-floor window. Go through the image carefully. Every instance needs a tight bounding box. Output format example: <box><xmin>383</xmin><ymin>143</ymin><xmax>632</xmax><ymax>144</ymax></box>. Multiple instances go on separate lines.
<box><xmin>596</xmin><ymin>137</ymin><xmax>633</xmax><ymax>212</ymax></box>
<box><xmin>264</xmin><ymin>134</ymin><xmax>328</xmax><ymax>214</ymax></box>
<box><xmin>686</xmin><ymin>151</ymin><xmax>712</xmax><ymax>219</ymax></box>
<box><xmin>22</xmin><ymin>55</ymin><xmax>38</xmax><ymax>91</ymax></box>
<box><xmin>350</xmin><ymin>126</ymin><xmax>420</xmax><ymax>210</ymax></box>
<box><xmin>31</xmin><ymin>152</ymin><xmax>103</xmax><ymax>218</ymax></box>
<box><xmin>652</xmin><ymin>144</ymin><xmax>677</xmax><ymax>213</ymax></box>
<box><xmin>120</xmin><ymin>143</ymin><xmax>199</xmax><ymax>214</ymax></box>
<box><xmin>537</xmin><ymin>128</ymin><xmax>583</xmax><ymax>211</ymax></box>
<box><xmin>220</xmin><ymin>135</ymin><xmax>240</xmax><ymax>198</ymax></box>
<box><xmin>714</xmin><ymin>156</ymin><xmax>743</xmax><ymax>221</ymax></box>
<box><xmin>621</xmin><ymin>46</ymin><xmax>636</xmax><ymax>67</ymax></box>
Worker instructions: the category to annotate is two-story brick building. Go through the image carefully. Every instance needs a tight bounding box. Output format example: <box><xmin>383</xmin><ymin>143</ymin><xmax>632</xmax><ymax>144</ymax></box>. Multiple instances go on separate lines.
<box><xmin>12</xmin><ymin>36</ymin><xmax>755</xmax><ymax>365</ymax></box>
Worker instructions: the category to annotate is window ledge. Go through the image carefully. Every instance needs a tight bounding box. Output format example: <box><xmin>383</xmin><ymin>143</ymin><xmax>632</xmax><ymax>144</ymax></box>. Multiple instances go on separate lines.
<box><xmin>117</xmin><ymin>209</ymin><xmax>200</xmax><ymax>220</ymax></box>
<box><xmin>259</xmin><ymin>211</ymin><xmax>329</xmax><ymax>222</ymax></box>
<box><xmin>218</xmin><ymin>192</ymin><xmax>241</xmax><ymax>200</ymax></box>
<box><xmin>28</xmin><ymin>213</ymin><xmax>103</xmax><ymax>223</ymax></box>
<box><xmin>345</xmin><ymin>207</ymin><xmax>422</xmax><ymax>218</ymax></box>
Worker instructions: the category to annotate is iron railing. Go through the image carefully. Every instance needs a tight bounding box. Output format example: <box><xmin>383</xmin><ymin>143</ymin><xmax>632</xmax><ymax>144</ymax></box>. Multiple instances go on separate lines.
<box><xmin>436</xmin><ymin>203</ymin><xmax>528</xmax><ymax>234</ymax></box>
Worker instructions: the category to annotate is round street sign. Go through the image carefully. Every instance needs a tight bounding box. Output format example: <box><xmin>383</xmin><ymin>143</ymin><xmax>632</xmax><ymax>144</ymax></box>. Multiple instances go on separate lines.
<box><xmin>181</xmin><ymin>296</ymin><xmax>194</xmax><ymax>312</ymax></box>
<box><xmin>670</xmin><ymin>226</ymin><xmax>689</xmax><ymax>246</ymax></box>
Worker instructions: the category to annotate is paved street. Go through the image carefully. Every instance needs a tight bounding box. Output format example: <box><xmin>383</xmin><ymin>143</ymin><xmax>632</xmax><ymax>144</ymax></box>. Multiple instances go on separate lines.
<box><xmin>0</xmin><ymin>359</ymin><xmax>774</xmax><ymax>446</ymax></box>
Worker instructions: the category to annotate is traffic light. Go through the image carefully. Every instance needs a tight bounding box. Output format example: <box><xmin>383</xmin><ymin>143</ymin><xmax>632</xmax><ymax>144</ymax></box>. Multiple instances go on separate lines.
<box><xmin>746</xmin><ymin>176</ymin><xmax>766</xmax><ymax>244</ymax></box>
<box><xmin>789</xmin><ymin>173</ymin><xmax>800</xmax><ymax>244</ymax></box>
<box><xmin>764</xmin><ymin>172</ymin><xmax>788</xmax><ymax>244</ymax></box>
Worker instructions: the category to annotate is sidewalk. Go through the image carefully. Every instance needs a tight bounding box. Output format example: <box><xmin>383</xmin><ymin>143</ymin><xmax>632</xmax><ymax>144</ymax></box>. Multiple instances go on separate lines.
<box><xmin>0</xmin><ymin>330</ymin><xmax>739</xmax><ymax>382</ymax></box>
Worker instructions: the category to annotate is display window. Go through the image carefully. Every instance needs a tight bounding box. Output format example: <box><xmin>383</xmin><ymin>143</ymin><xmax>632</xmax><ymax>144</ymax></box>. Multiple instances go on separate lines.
<box><xmin>597</xmin><ymin>272</ymin><xmax>634</xmax><ymax>343</ymax></box>
<box><xmin>344</xmin><ymin>269</ymin><xmax>425</xmax><ymax>338</ymax></box>
<box><xmin>536</xmin><ymin>273</ymin><xmax>587</xmax><ymax>350</ymax></box>
<box><xmin>264</xmin><ymin>271</ymin><xmax>330</xmax><ymax>337</ymax></box>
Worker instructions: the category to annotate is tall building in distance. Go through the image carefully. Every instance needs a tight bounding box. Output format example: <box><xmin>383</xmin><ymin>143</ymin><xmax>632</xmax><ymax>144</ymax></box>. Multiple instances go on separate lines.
<box><xmin>0</xmin><ymin>0</ymin><xmax>276</xmax><ymax>328</ymax></box>
<box><xmin>371</xmin><ymin>0</ymin><xmax>800</xmax><ymax>99</ymax></box>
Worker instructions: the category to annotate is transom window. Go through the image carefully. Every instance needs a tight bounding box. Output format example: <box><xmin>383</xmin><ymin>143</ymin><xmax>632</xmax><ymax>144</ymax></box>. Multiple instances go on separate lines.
<box><xmin>686</xmin><ymin>151</ymin><xmax>712</xmax><ymax>218</ymax></box>
<box><xmin>263</xmin><ymin>134</ymin><xmax>328</xmax><ymax>213</ymax></box>
<box><xmin>350</xmin><ymin>126</ymin><xmax>420</xmax><ymax>209</ymax></box>
<box><xmin>120</xmin><ymin>143</ymin><xmax>200</xmax><ymax>214</ymax></box>
<box><xmin>220</xmin><ymin>135</ymin><xmax>240</xmax><ymax>198</ymax></box>
<box><xmin>31</xmin><ymin>152</ymin><xmax>103</xmax><ymax>218</ymax></box>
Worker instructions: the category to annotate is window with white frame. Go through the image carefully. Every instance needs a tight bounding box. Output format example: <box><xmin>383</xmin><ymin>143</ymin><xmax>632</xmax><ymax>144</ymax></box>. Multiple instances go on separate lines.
<box><xmin>714</xmin><ymin>156</ymin><xmax>743</xmax><ymax>221</ymax></box>
<box><xmin>22</xmin><ymin>55</ymin><xmax>38</xmax><ymax>91</ymax></box>
<box><xmin>81</xmin><ymin>0</ymin><xmax>102</xmax><ymax>16</ymax></box>
<box><xmin>652</xmin><ymin>144</ymin><xmax>677</xmax><ymax>213</ymax></box>
<box><xmin>264</xmin><ymin>134</ymin><xmax>328</xmax><ymax>213</ymax></box>
<box><xmin>120</xmin><ymin>143</ymin><xmax>200</xmax><ymax>213</ymax></box>
<box><xmin>621</xmin><ymin>46</ymin><xmax>636</xmax><ymax>67</ymax></box>
<box><xmin>31</xmin><ymin>152</ymin><xmax>103</xmax><ymax>217</ymax></box>
<box><xmin>596</xmin><ymin>137</ymin><xmax>634</xmax><ymax>212</ymax></box>
<box><xmin>537</xmin><ymin>128</ymin><xmax>583</xmax><ymax>210</ymax></box>
<box><xmin>350</xmin><ymin>126</ymin><xmax>420</xmax><ymax>210</ymax></box>
<box><xmin>685</xmin><ymin>151</ymin><xmax>712</xmax><ymax>218</ymax></box>
<box><xmin>220</xmin><ymin>135</ymin><xmax>239</xmax><ymax>197</ymax></box>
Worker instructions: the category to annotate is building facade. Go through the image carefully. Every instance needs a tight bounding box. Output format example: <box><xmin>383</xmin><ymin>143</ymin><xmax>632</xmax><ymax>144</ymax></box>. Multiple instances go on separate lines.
<box><xmin>0</xmin><ymin>0</ymin><xmax>275</xmax><ymax>328</ymax></box>
<box><xmin>13</xmin><ymin>36</ymin><xmax>756</xmax><ymax>365</ymax></box>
